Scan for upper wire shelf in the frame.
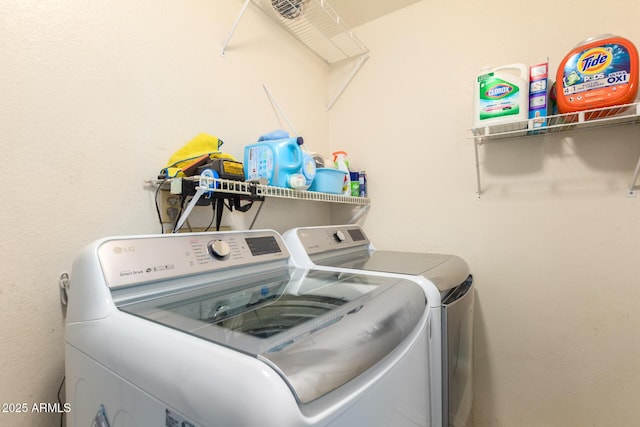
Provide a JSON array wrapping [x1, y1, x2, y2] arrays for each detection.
[[253, 0, 368, 64], [221, 0, 369, 109], [469, 102, 640, 142]]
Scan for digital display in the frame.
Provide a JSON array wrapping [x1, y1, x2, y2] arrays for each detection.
[[347, 228, 366, 242], [245, 236, 282, 256]]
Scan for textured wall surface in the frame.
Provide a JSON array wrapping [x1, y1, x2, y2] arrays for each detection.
[[0, 1, 331, 425], [329, 1, 640, 426], [3, 0, 640, 426]]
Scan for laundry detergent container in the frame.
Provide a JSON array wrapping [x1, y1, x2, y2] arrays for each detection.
[[244, 138, 304, 188], [556, 34, 639, 114]]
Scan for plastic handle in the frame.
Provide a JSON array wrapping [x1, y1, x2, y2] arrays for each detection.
[[491, 63, 528, 80], [279, 140, 301, 170], [291, 141, 301, 164], [575, 34, 615, 48]]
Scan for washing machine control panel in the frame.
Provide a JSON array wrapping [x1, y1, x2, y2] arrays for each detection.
[[97, 230, 290, 288], [296, 225, 371, 255]]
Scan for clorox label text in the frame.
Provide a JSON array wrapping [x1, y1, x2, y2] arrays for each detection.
[[485, 84, 513, 99]]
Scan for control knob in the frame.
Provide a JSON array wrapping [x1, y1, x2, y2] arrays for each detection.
[[208, 240, 230, 259], [333, 230, 346, 242]]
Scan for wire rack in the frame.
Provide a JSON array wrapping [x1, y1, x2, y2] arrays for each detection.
[[252, 0, 368, 63], [469, 102, 640, 142], [178, 176, 370, 205], [468, 102, 640, 197]]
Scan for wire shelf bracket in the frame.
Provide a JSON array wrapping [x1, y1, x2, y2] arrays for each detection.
[[469, 102, 640, 198], [221, 0, 369, 110]]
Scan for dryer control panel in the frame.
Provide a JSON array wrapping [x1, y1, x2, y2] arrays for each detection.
[[97, 230, 290, 288], [294, 225, 371, 255]]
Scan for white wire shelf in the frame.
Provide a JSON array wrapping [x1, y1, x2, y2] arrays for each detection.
[[468, 102, 640, 198], [252, 0, 368, 64], [221, 0, 369, 110], [171, 176, 370, 205], [469, 102, 640, 142]]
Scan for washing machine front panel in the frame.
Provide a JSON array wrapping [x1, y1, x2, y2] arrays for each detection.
[[67, 229, 435, 426]]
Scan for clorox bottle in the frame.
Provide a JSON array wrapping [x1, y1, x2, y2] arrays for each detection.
[[474, 64, 529, 132], [556, 34, 638, 115]]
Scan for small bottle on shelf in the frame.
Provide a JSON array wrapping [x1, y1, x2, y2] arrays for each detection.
[[359, 170, 367, 197]]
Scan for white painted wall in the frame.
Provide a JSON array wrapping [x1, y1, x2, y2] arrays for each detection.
[[3, 0, 640, 426], [1, 1, 331, 425], [329, 1, 640, 426]]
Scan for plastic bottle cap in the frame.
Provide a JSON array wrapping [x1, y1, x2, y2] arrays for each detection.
[[288, 174, 307, 190]]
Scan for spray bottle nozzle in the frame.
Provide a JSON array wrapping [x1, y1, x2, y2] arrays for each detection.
[[332, 150, 348, 162]]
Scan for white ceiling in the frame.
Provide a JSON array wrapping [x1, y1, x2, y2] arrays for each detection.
[[327, 0, 422, 27]]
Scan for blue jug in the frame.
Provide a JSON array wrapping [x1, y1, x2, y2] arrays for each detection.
[[245, 137, 306, 188]]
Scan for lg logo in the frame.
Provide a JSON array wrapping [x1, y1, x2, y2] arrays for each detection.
[[113, 246, 135, 254]]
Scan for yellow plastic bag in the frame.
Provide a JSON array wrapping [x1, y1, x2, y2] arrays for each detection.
[[161, 133, 236, 178]]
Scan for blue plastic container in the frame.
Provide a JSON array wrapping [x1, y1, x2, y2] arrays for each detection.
[[309, 168, 348, 194], [244, 138, 304, 188]]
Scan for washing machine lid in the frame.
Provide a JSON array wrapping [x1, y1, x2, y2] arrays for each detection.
[[118, 268, 426, 404], [313, 250, 468, 293]]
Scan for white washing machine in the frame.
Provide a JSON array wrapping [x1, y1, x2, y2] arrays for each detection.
[[283, 225, 474, 427], [65, 229, 440, 427]]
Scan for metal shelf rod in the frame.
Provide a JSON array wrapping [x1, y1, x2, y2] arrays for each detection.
[[221, 0, 251, 58]]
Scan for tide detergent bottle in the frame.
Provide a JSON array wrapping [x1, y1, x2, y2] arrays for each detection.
[[474, 64, 529, 132], [556, 34, 638, 115]]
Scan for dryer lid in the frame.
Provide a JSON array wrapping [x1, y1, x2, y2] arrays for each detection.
[[288, 225, 469, 292], [313, 250, 469, 293], [315, 249, 449, 275], [118, 269, 426, 404]]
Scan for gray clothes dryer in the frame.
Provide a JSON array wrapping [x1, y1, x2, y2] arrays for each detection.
[[284, 224, 474, 427]]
